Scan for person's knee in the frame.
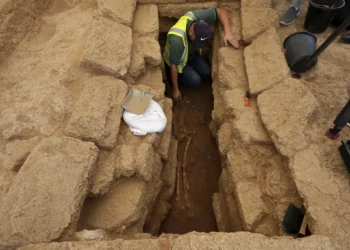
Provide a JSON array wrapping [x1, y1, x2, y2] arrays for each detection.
[[188, 73, 201, 86]]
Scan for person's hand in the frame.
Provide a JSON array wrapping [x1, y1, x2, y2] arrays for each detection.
[[224, 32, 240, 49], [173, 89, 182, 102]]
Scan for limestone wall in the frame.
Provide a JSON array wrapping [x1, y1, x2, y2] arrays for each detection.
[[242, 0, 350, 249], [210, 1, 303, 236], [0, 0, 175, 248]]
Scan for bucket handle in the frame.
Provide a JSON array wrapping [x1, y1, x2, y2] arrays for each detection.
[[306, 14, 350, 66]]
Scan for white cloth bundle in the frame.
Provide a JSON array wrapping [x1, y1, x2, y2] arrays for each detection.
[[123, 100, 167, 136]]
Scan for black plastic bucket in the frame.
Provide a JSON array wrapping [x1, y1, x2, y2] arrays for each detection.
[[304, 0, 346, 34], [283, 32, 318, 73], [331, 0, 350, 30]]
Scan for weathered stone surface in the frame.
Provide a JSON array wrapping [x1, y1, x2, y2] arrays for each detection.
[[236, 181, 266, 230], [170, 232, 334, 250], [0, 136, 99, 246], [3, 136, 41, 171], [89, 149, 116, 196], [72, 229, 109, 241], [133, 4, 159, 40], [160, 138, 178, 201], [144, 199, 171, 235], [254, 216, 279, 236], [241, 0, 271, 8], [157, 98, 173, 160], [234, 111, 271, 144], [292, 149, 341, 207], [158, 2, 218, 18], [226, 149, 257, 184], [115, 143, 162, 182], [213, 168, 244, 232], [210, 81, 225, 131], [222, 88, 259, 119], [128, 48, 146, 79], [18, 232, 334, 250], [244, 28, 289, 95], [134, 68, 165, 101], [82, 177, 162, 233], [212, 192, 227, 231], [65, 76, 128, 149], [241, 8, 278, 41], [135, 36, 162, 67], [97, 0, 137, 26], [218, 47, 247, 90], [217, 122, 233, 157], [81, 16, 132, 78], [258, 78, 318, 157]]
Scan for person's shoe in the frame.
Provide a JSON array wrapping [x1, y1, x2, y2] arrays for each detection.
[[340, 34, 350, 44], [280, 7, 301, 26]]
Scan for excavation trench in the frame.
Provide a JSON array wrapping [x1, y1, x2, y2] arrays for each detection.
[[157, 32, 222, 234]]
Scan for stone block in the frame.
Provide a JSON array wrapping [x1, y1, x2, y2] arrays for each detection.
[[244, 28, 290, 95], [218, 47, 247, 90], [82, 177, 162, 233], [241, 0, 271, 8], [158, 2, 218, 18], [236, 181, 267, 230], [210, 81, 225, 131], [226, 149, 257, 185], [133, 4, 159, 40], [135, 36, 162, 67], [3, 137, 41, 171], [90, 149, 116, 196], [128, 49, 146, 79], [241, 8, 278, 41], [134, 68, 165, 101], [234, 111, 271, 144], [115, 143, 162, 182], [222, 88, 259, 119], [97, 0, 137, 26], [157, 98, 173, 161], [291, 149, 340, 207], [65, 76, 128, 149], [81, 16, 132, 78], [254, 216, 279, 236], [17, 233, 335, 250], [160, 138, 178, 201], [217, 122, 233, 157], [258, 78, 318, 157], [0, 137, 98, 246]]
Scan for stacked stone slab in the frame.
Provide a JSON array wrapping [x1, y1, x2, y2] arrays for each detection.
[[241, 0, 350, 248], [18, 232, 333, 250], [0, 137, 99, 248], [211, 3, 304, 236]]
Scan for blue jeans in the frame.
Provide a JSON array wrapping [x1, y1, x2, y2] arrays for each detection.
[[178, 55, 211, 87]]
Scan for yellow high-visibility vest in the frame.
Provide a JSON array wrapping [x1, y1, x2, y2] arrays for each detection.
[[163, 11, 202, 73]]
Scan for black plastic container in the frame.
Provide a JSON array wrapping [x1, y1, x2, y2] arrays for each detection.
[[331, 0, 350, 30], [283, 32, 318, 73], [304, 0, 345, 34], [339, 140, 350, 173]]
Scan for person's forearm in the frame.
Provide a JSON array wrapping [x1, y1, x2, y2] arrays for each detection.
[[171, 64, 179, 91], [217, 8, 234, 35]]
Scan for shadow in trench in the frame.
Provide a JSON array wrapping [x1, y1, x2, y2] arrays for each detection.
[[159, 51, 222, 234]]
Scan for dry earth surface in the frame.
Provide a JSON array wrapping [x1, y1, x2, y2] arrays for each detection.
[[0, 0, 349, 249]]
